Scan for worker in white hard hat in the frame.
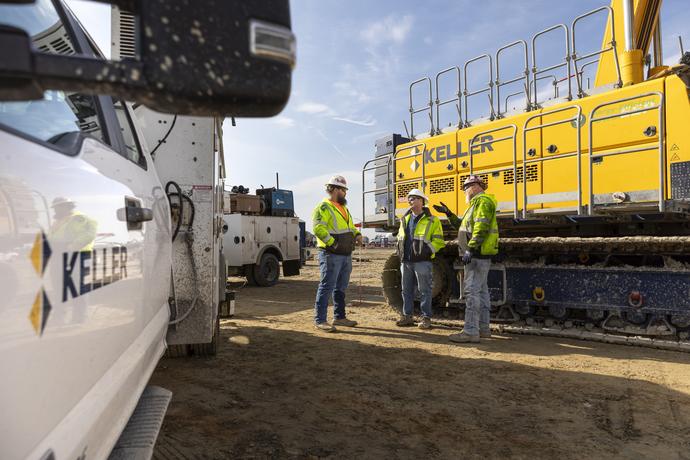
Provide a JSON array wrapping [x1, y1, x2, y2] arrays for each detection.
[[311, 175, 362, 332], [445, 175, 499, 344], [395, 188, 445, 329], [49, 197, 97, 252]]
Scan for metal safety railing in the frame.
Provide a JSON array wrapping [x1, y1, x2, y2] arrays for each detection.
[[361, 154, 393, 227], [467, 124, 519, 218], [531, 24, 572, 108], [408, 77, 434, 139], [495, 40, 530, 117], [522, 105, 583, 218], [463, 54, 495, 126], [587, 92, 665, 214], [576, 59, 599, 91], [361, 142, 427, 229], [572, 5, 622, 97], [399, 6, 628, 138], [435, 66, 462, 133]]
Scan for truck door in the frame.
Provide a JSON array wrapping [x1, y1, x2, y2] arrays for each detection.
[[0, 2, 170, 458]]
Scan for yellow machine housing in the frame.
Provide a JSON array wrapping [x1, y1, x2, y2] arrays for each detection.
[[362, 0, 690, 235]]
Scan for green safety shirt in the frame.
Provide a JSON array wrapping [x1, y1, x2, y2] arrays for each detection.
[[396, 208, 445, 262], [312, 199, 360, 255], [459, 192, 499, 257]]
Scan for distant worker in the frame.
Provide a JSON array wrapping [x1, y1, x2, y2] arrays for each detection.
[[311, 175, 362, 332], [49, 197, 97, 252], [395, 189, 445, 329], [435, 176, 498, 343]]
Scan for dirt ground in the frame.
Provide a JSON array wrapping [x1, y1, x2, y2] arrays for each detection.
[[151, 248, 690, 460]]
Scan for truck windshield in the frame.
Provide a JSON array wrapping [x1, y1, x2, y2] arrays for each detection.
[[0, 0, 106, 148]]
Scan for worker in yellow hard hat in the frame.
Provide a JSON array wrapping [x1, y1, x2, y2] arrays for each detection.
[[311, 175, 362, 332], [443, 175, 499, 344], [395, 188, 445, 330]]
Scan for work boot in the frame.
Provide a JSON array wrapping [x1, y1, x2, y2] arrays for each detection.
[[449, 332, 480, 343], [315, 322, 336, 333], [333, 318, 357, 327], [480, 329, 491, 339], [418, 317, 432, 330], [396, 315, 415, 327]]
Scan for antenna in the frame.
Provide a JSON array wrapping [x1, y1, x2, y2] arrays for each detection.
[[679, 35, 685, 55], [402, 120, 410, 138], [276, 172, 279, 189]]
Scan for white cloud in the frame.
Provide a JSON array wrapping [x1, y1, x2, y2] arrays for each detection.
[[332, 116, 377, 127], [332, 80, 372, 104], [360, 14, 414, 46], [295, 98, 376, 128], [314, 129, 346, 159], [273, 116, 296, 128], [295, 102, 335, 115]]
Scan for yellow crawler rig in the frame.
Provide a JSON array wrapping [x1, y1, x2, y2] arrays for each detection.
[[362, 0, 690, 350]]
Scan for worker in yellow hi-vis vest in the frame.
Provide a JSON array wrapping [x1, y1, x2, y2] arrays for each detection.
[[49, 197, 97, 252], [311, 175, 362, 332]]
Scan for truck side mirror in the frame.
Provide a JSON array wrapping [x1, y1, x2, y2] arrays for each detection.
[[0, 0, 295, 117]]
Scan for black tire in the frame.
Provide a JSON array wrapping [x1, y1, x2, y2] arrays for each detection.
[[245, 264, 257, 285], [431, 254, 454, 313], [191, 316, 219, 357], [164, 344, 189, 358], [381, 251, 454, 315], [382, 253, 403, 313], [253, 253, 280, 287]]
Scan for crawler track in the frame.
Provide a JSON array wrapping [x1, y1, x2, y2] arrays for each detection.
[[382, 236, 690, 351]]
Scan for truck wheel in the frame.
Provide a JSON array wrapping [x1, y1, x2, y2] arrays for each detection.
[[253, 253, 280, 286], [191, 316, 219, 357], [165, 344, 189, 358], [382, 253, 403, 313], [245, 264, 257, 285]]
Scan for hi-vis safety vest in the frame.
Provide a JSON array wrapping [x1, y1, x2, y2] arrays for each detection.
[[459, 192, 499, 257], [312, 199, 360, 255], [396, 208, 445, 262], [49, 211, 98, 252]]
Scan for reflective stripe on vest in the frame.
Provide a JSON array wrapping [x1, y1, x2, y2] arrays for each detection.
[[324, 203, 354, 235], [409, 215, 439, 254]]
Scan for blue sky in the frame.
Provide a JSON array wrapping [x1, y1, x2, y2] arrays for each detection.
[[67, 0, 689, 233]]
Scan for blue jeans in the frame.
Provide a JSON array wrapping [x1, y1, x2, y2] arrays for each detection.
[[463, 258, 491, 335], [401, 261, 433, 319], [314, 250, 352, 324]]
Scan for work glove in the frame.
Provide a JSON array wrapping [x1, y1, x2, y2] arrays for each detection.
[[461, 250, 473, 265], [432, 201, 451, 215]]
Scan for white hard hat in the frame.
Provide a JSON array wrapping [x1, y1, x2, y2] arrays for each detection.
[[407, 188, 428, 203], [325, 175, 348, 190], [51, 197, 76, 208]]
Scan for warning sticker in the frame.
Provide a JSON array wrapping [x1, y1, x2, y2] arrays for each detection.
[[192, 185, 213, 202]]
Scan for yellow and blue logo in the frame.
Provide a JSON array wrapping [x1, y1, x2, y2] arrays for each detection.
[[29, 231, 52, 336]]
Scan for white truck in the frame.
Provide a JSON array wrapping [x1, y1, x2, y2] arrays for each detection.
[[223, 210, 302, 286], [0, 0, 295, 458]]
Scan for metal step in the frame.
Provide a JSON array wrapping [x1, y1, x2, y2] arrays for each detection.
[[108, 386, 172, 460]]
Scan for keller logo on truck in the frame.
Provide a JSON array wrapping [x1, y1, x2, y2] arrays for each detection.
[[28, 230, 129, 336], [28, 231, 52, 336]]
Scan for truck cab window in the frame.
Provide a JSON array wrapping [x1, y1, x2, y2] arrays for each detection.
[[0, 0, 107, 150], [113, 100, 146, 169]]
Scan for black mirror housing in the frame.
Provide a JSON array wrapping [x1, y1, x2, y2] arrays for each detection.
[[0, 0, 295, 117]]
